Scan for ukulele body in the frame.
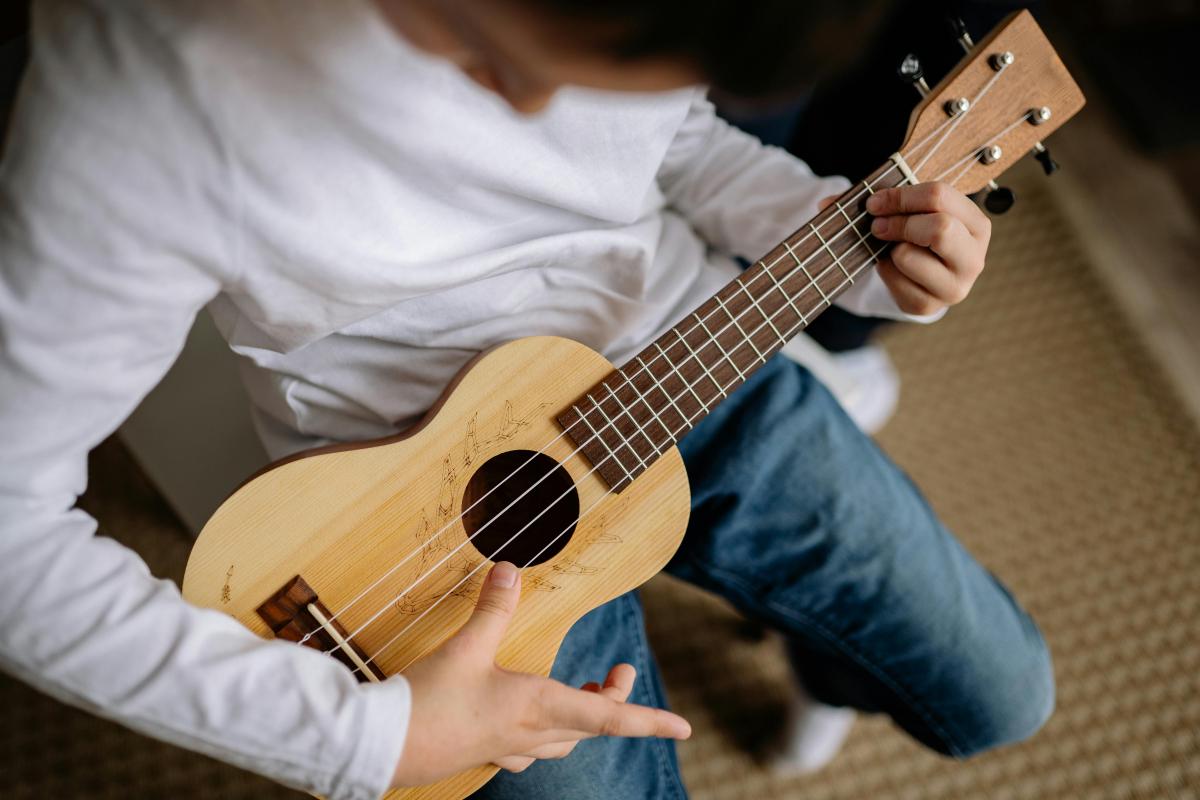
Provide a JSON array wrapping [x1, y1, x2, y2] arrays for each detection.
[[181, 335, 692, 800]]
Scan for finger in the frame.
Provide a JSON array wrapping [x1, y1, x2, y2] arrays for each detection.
[[522, 741, 578, 760], [494, 755, 535, 773], [818, 194, 838, 211], [452, 562, 521, 656], [870, 213, 975, 271], [599, 663, 636, 703], [876, 256, 945, 317], [886, 243, 967, 304], [537, 681, 691, 740], [581, 682, 602, 693], [866, 182, 989, 238]]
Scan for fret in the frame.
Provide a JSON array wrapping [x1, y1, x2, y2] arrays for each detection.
[[835, 201, 858, 230], [809, 222, 854, 283], [782, 241, 831, 307], [736, 281, 786, 345], [601, 382, 659, 460], [575, 402, 635, 482], [636, 354, 692, 435], [675, 329, 727, 401], [760, 257, 809, 327], [654, 342, 708, 412], [590, 395, 647, 470], [693, 312, 745, 382], [714, 294, 767, 365], [561, 157, 909, 493], [617, 369, 674, 442]]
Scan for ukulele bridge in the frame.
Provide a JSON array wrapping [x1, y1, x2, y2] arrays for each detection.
[[256, 575, 386, 683]]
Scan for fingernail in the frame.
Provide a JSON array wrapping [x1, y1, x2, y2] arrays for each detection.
[[871, 218, 886, 235], [866, 194, 883, 213], [491, 561, 518, 588]]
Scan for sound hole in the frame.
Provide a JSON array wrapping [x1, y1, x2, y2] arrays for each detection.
[[462, 450, 579, 567]]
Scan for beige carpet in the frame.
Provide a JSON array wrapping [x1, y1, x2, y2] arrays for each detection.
[[3, 168, 1198, 799]]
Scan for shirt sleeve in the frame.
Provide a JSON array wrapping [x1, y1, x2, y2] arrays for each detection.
[[0, 3, 409, 798], [657, 88, 944, 324]]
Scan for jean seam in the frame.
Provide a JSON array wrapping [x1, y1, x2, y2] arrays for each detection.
[[622, 595, 689, 800], [681, 553, 969, 758]]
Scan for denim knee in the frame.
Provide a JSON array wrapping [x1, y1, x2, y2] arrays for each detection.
[[954, 626, 1055, 757]]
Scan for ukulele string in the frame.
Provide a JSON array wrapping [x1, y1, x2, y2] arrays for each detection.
[[340, 199, 902, 667], [939, 111, 1036, 187], [342, 69, 1031, 669], [305, 98, 973, 645], [371, 239, 894, 675], [329, 194, 896, 655], [303, 167, 894, 645], [912, 58, 1010, 175]]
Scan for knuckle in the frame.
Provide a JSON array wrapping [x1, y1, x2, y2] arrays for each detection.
[[598, 709, 623, 738], [549, 743, 576, 760], [474, 595, 514, 618], [929, 182, 953, 207], [929, 216, 954, 248], [520, 680, 552, 730]]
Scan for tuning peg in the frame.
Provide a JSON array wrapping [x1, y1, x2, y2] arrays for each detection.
[[1032, 142, 1059, 175], [948, 17, 975, 53], [897, 53, 930, 97], [983, 180, 1016, 215]]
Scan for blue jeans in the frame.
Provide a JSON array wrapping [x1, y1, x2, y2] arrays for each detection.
[[476, 357, 1054, 799]]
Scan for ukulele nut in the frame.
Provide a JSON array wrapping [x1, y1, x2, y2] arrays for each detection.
[[990, 51, 1015, 71], [945, 97, 971, 117], [980, 145, 1003, 165], [1029, 106, 1052, 125]]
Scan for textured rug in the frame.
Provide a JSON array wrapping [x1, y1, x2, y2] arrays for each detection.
[[3, 165, 1198, 799]]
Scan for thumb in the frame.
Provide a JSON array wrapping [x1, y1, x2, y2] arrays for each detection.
[[818, 194, 838, 211], [455, 561, 521, 656]]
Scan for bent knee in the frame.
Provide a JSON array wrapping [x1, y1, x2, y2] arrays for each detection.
[[954, 633, 1055, 757]]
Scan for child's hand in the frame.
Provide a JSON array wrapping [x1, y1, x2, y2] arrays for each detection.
[[861, 182, 991, 317], [391, 562, 691, 788]]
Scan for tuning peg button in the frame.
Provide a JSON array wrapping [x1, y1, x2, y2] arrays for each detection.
[[897, 53, 930, 97], [984, 182, 1016, 215], [1032, 143, 1059, 175]]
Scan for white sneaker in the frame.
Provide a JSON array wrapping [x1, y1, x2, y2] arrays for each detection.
[[778, 336, 900, 435], [771, 691, 857, 774]]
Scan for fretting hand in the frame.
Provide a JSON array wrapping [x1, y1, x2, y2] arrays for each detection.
[[391, 562, 691, 788], [865, 182, 991, 316]]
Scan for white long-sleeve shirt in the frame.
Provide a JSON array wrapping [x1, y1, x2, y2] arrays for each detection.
[[0, 1, 930, 797]]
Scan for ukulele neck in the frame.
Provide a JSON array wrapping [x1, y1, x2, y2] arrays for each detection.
[[557, 160, 911, 492]]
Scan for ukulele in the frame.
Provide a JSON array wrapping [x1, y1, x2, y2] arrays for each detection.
[[182, 11, 1083, 798]]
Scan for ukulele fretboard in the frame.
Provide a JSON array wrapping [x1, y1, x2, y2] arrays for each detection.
[[557, 162, 907, 492]]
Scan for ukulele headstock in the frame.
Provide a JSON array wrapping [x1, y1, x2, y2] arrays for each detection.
[[898, 10, 1084, 195]]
